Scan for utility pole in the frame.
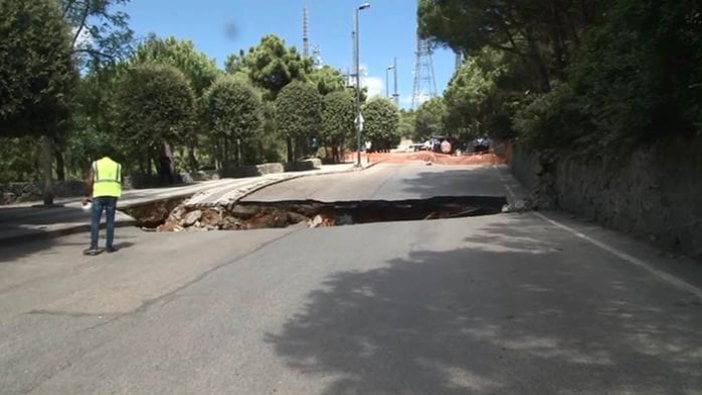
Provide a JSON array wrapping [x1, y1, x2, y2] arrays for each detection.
[[392, 57, 399, 107], [386, 64, 394, 98], [354, 3, 370, 167]]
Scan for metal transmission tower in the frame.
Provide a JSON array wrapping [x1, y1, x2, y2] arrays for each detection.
[[302, 6, 309, 57], [303, 6, 324, 68], [312, 44, 323, 68], [411, 32, 437, 109]]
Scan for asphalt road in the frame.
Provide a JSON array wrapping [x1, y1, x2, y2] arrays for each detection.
[[242, 163, 513, 202], [1, 163, 701, 394]]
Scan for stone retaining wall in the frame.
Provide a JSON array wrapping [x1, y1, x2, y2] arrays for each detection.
[[1, 181, 85, 205], [509, 140, 702, 258], [285, 159, 322, 172], [219, 163, 284, 178]]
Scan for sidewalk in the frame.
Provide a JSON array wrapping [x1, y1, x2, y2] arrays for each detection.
[[0, 161, 375, 248]]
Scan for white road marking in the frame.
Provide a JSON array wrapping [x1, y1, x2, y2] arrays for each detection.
[[534, 212, 702, 300]]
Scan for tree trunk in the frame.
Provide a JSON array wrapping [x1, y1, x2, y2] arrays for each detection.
[[223, 138, 229, 169], [295, 137, 306, 160], [188, 142, 198, 171], [162, 141, 174, 184], [525, 30, 552, 93], [147, 148, 155, 176], [55, 148, 65, 181], [214, 139, 222, 171], [286, 137, 294, 164], [235, 138, 241, 167], [332, 142, 339, 164], [40, 136, 54, 205]]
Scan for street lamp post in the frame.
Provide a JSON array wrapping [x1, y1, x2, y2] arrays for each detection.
[[392, 57, 399, 107], [386, 65, 394, 98], [355, 3, 370, 167]]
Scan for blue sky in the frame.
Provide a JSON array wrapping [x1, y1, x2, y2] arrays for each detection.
[[121, 0, 457, 109]]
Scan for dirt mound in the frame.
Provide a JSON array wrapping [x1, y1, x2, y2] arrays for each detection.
[[368, 152, 506, 166]]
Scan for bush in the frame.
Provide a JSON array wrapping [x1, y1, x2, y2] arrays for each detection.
[[513, 84, 592, 151]]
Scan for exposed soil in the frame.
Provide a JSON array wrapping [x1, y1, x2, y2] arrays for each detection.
[[129, 196, 508, 232], [347, 151, 506, 166]]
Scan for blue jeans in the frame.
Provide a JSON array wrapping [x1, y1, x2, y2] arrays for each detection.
[[90, 196, 118, 249]]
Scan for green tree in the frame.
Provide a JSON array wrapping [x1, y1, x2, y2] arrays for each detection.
[[276, 81, 322, 162], [418, 0, 603, 92], [130, 35, 221, 170], [309, 66, 346, 96], [244, 35, 312, 100], [512, 0, 702, 153], [398, 109, 416, 139], [202, 77, 263, 167], [132, 35, 220, 96], [362, 98, 400, 152], [569, 0, 702, 145], [443, 47, 525, 141], [56, 0, 133, 180], [0, 0, 78, 203], [0, 0, 77, 137], [0, 137, 40, 182], [414, 97, 447, 141], [224, 49, 249, 75], [113, 63, 195, 173], [61, 0, 134, 67], [322, 90, 355, 162], [65, 66, 122, 176]]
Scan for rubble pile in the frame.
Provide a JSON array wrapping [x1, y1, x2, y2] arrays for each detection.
[[155, 202, 337, 232], [122, 197, 187, 228]]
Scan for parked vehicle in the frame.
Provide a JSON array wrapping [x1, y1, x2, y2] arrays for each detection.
[[429, 136, 459, 154], [472, 138, 490, 153]]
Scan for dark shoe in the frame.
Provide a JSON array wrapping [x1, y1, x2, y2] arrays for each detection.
[[83, 248, 102, 256], [105, 246, 118, 253]]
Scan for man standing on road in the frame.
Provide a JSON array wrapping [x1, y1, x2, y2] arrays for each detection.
[[82, 147, 122, 256]]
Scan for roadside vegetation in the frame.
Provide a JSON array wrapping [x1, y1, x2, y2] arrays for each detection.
[[5, 0, 696, 201], [418, 0, 701, 155], [0, 0, 402, 202]]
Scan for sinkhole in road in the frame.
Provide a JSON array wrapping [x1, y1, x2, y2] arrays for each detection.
[[124, 196, 509, 232]]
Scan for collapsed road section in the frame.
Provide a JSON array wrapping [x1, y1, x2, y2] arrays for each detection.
[[122, 196, 509, 232]]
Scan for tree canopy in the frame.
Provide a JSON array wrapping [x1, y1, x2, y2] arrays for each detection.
[[276, 81, 323, 160], [414, 97, 447, 141], [421, 0, 701, 153], [362, 98, 400, 152], [322, 90, 355, 145], [419, 0, 602, 92], [398, 109, 416, 139], [113, 63, 195, 154], [309, 66, 346, 96], [132, 35, 220, 96], [61, 0, 134, 67], [243, 35, 313, 100], [0, 0, 77, 137], [203, 77, 262, 142]]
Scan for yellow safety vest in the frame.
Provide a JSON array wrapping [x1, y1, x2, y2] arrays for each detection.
[[92, 157, 122, 198]]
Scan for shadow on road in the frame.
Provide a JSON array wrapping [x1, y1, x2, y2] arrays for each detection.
[[267, 220, 702, 393], [0, 205, 89, 262], [400, 167, 506, 199]]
